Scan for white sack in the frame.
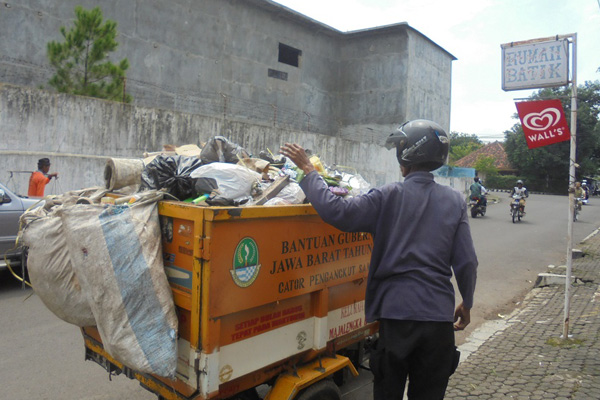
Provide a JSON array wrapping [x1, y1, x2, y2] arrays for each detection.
[[21, 207, 96, 327], [60, 202, 177, 378], [190, 162, 261, 200], [274, 181, 306, 204]]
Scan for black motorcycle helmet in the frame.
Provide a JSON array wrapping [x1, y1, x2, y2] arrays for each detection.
[[385, 119, 449, 170]]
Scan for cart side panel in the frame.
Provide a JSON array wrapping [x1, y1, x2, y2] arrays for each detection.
[[206, 215, 372, 318], [199, 207, 372, 395]]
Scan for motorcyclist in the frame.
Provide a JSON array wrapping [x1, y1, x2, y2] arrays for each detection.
[[469, 177, 487, 207], [510, 180, 528, 214], [582, 181, 590, 202]]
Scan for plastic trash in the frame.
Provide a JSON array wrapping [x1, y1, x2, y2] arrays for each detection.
[[190, 162, 262, 202], [273, 181, 306, 204], [200, 136, 250, 164], [141, 155, 203, 200]]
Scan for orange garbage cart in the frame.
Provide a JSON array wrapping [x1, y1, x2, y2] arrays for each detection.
[[82, 201, 377, 399]]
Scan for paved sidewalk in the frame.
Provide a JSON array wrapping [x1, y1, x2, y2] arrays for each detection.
[[446, 228, 600, 399]]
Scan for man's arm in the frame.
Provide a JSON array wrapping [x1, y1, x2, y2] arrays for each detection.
[[280, 143, 380, 233], [279, 143, 315, 176], [450, 202, 478, 330], [454, 302, 471, 331]]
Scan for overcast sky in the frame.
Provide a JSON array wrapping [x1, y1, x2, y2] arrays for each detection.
[[273, 0, 600, 142]]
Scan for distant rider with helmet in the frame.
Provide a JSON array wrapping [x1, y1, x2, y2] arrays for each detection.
[[469, 177, 488, 208], [582, 181, 590, 202], [280, 119, 478, 400], [510, 180, 529, 214]]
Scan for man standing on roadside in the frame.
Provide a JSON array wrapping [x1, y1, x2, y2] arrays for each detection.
[[28, 158, 58, 197], [281, 119, 478, 399]]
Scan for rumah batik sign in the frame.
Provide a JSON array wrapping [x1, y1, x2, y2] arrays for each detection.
[[515, 99, 570, 149], [501, 39, 569, 91]]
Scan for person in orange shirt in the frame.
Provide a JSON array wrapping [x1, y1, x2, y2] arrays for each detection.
[[28, 158, 58, 197]]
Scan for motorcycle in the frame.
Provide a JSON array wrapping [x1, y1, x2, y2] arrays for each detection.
[[510, 194, 525, 223], [469, 195, 487, 218], [582, 191, 589, 205], [574, 197, 583, 221]]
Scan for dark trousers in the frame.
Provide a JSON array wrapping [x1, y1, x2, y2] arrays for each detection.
[[371, 319, 459, 400]]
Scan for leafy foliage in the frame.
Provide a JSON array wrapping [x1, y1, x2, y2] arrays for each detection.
[[448, 132, 484, 164], [47, 6, 131, 103], [504, 81, 600, 193], [485, 174, 523, 191], [474, 155, 498, 177]]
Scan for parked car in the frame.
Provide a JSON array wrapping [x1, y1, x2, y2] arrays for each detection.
[[0, 182, 42, 273]]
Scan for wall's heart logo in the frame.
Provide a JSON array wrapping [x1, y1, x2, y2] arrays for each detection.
[[522, 107, 561, 131]]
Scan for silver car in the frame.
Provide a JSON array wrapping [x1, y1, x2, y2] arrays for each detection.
[[0, 182, 41, 272]]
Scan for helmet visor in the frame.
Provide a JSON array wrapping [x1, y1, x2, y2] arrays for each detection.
[[384, 123, 409, 151]]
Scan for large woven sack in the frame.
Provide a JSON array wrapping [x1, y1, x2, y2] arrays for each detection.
[[21, 206, 96, 327], [59, 201, 177, 378]]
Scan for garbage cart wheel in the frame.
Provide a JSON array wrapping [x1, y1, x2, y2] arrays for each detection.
[[227, 388, 260, 400], [296, 379, 341, 400]]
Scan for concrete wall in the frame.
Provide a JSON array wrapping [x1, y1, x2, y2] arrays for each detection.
[[0, 84, 399, 196], [0, 0, 454, 144], [0, 0, 456, 196], [406, 30, 454, 129]]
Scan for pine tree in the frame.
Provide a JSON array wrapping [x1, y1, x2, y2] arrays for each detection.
[[47, 6, 132, 103]]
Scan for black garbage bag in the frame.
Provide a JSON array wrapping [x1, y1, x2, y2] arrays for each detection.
[[141, 155, 203, 200], [206, 195, 250, 207], [200, 136, 250, 164], [258, 150, 286, 168]]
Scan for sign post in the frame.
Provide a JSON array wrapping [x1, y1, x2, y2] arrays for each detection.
[[502, 33, 577, 339], [565, 34, 577, 339]]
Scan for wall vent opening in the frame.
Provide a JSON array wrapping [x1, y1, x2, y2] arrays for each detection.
[[278, 43, 301, 67]]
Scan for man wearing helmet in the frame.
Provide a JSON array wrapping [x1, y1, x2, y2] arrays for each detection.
[[281, 119, 478, 400], [581, 181, 590, 201], [469, 176, 488, 207], [509, 180, 528, 214]]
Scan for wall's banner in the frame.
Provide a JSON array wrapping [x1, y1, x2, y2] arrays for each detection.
[[515, 99, 570, 149], [501, 39, 569, 91]]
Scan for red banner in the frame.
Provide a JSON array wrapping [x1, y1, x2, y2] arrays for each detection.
[[515, 99, 570, 149]]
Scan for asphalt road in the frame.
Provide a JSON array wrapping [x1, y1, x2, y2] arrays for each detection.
[[459, 193, 600, 346], [1, 194, 599, 399]]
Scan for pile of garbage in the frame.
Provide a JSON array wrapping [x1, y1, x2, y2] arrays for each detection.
[[16, 136, 371, 378], [104, 136, 372, 207]]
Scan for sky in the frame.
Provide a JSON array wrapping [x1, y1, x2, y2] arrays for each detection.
[[273, 0, 600, 142]]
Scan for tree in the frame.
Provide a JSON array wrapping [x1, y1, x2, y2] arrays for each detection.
[[474, 155, 498, 177], [504, 81, 600, 192], [448, 132, 484, 164], [47, 6, 131, 103]]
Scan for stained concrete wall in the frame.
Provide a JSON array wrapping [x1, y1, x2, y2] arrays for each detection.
[[0, 84, 400, 196], [0, 0, 457, 196], [0, 0, 454, 144], [406, 31, 454, 127]]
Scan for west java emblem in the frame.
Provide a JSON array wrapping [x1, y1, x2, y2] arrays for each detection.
[[230, 237, 261, 288]]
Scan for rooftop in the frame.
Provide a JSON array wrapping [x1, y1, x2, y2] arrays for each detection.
[[454, 141, 515, 171]]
